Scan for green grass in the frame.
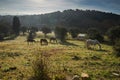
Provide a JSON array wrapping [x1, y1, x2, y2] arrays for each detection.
[[0, 34, 120, 80]]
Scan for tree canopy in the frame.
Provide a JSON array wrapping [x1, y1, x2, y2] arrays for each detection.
[[54, 27, 67, 42], [107, 26, 120, 44], [12, 16, 21, 35], [41, 27, 51, 38]]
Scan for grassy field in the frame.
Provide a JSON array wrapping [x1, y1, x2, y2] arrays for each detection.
[[0, 33, 120, 80]]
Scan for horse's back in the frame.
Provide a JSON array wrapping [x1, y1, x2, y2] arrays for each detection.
[[86, 39, 100, 45], [50, 37, 56, 40], [40, 38, 48, 45], [27, 39, 34, 42]]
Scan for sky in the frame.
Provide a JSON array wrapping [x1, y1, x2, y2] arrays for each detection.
[[0, 0, 120, 15]]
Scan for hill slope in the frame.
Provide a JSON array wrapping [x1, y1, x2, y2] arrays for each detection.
[[0, 9, 120, 33]]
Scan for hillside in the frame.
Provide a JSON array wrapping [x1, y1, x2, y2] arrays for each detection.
[[0, 9, 120, 33]]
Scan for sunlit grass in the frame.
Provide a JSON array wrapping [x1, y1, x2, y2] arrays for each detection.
[[0, 35, 120, 80]]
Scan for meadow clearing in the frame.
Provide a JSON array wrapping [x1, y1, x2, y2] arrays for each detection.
[[0, 32, 120, 80]]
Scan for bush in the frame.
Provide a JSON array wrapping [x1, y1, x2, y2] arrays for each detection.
[[41, 27, 51, 38], [107, 26, 120, 44], [54, 27, 67, 42], [0, 20, 11, 40], [87, 28, 104, 42], [69, 28, 79, 38], [32, 54, 51, 80], [113, 39, 120, 57]]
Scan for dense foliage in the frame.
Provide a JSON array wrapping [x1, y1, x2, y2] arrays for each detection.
[[69, 28, 80, 38], [0, 20, 11, 40], [12, 16, 21, 35], [41, 27, 51, 38], [54, 27, 67, 42], [107, 26, 120, 44], [87, 28, 104, 42]]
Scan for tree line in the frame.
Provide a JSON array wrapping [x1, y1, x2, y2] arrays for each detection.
[[0, 9, 120, 34]]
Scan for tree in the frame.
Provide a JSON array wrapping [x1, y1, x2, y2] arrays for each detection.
[[0, 20, 11, 40], [87, 28, 104, 42], [30, 27, 38, 32], [12, 16, 21, 35], [41, 27, 51, 38], [107, 26, 120, 44], [54, 27, 67, 42], [20, 26, 27, 35], [69, 28, 79, 38]]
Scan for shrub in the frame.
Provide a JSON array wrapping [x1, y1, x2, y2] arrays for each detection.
[[113, 39, 120, 57], [0, 20, 11, 40], [41, 27, 51, 38], [54, 27, 67, 42], [69, 28, 79, 38], [32, 54, 51, 80], [107, 26, 120, 44], [87, 28, 104, 42]]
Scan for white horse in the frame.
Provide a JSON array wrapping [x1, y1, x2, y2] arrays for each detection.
[[86, 39, 101, 49]]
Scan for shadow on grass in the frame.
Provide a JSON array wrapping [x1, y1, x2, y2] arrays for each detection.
[[4, 34, 18, 40], [88, 48, 109, 52], [60, 41, 78, 46], [95, 49, 109, 52], [102, 41, 113, 46]]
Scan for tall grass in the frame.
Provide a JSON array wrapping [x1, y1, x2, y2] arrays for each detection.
[[32, 52, 51, 80]]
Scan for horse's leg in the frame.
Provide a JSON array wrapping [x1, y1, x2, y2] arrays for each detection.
[[49, 39, 51, 43], [93, 44, 96, 50], [40, 41, 42, 45], [86, 42, 89, 49], [46, 41, 48, 45], [86, 41, 89, 49], [32, 41, 34, 44], [40, 40, 42, 45], [98, 43, 101, 50], [27, 42, 29, 45], [56, 40, 57, 43]]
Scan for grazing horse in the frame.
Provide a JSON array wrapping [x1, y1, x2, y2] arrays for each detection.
[[86, 39, 101, 49], [40, 39, 48, 45], [27, 39, 36, 44], [49, 37, 57, 43]]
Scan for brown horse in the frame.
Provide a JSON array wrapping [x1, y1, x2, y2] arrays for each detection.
[[49, 37, 57, 43], [27, 39, 36, 44], [40, 39, 48, 45]]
